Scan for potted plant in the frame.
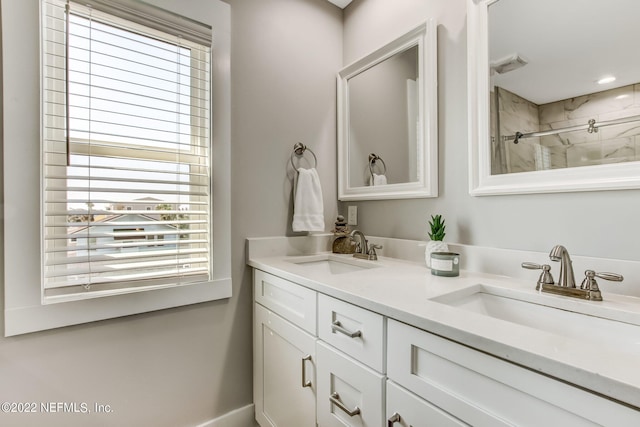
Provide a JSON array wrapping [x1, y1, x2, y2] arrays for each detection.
[[425, 214, 449, 268]]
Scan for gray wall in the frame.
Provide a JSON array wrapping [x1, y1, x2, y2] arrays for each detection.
[[0, 0, 341, 426], [341, 0, 640, 263]]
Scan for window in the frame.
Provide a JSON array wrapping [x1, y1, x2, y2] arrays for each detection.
[[3, 0, 231, 336], [42, 0, 211, 302]]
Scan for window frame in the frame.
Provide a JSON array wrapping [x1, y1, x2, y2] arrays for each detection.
[[2, 0, 231, 336], [43, 2, 213, 301]]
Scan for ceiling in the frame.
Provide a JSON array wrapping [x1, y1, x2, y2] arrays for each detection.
[[489, 0, 640, 105]]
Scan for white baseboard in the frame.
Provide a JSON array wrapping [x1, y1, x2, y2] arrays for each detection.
[[195, 404, 257, 427]]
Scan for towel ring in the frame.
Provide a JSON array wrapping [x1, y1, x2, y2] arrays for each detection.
[[290, 142, 318, 170], [368, 153, 387, 176]]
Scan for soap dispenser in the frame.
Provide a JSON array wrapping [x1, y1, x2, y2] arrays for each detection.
[[331, 215, 355, 254]]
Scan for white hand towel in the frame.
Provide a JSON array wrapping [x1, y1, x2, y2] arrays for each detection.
[[292, 167, 324, 232], [369, 173, 388, 186]]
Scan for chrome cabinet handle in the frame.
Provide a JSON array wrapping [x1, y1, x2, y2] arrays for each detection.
[[301, 354, 312, 388], [331, 320, 362, 338], [388, 412, 401, 426], [388, 412, 413, 427], [329, 392, 361, 417]]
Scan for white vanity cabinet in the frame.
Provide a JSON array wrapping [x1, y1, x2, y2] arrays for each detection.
[[253, 271, 318, 427], [253, 267, 640, 427]]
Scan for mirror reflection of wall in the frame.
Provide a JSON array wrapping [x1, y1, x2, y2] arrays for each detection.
[[488, 0, 640, 176], [347, 45, 419, 187]]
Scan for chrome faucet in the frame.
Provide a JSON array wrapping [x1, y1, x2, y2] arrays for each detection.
[[522, 244, 623, 301], [350, 230, 382, 261], [549, 245, 576, 288]]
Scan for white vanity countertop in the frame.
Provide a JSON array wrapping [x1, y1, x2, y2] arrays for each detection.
[[248, 248, 640, 410]]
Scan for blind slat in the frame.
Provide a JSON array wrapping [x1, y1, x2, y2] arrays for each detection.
[[45, 175, 209, 188], [44, 239, 209, 254], [46, 187, 209, 197], [45, 228, 209, 240], [45, 256, 209, 278], [49, 220, 208, 228], [46, 209, 208, 216], [44, 199, 210, 205], [45, 268, 210, 290], [46, 247, 208, 266]]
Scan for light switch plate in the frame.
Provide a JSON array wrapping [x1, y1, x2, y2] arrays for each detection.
[[347, 206, 357, 225]]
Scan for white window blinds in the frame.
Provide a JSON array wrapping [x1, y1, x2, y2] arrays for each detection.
[[42, 0, 212, 302]]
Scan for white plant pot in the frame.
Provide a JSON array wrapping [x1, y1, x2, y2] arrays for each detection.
[[425, 240, 449, 268]]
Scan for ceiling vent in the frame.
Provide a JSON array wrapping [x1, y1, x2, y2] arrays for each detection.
[[490, 53, 528, 74]]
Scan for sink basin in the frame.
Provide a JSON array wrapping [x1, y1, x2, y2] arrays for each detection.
[[432, 285, 640, 356], [286, 254, 379, 275]]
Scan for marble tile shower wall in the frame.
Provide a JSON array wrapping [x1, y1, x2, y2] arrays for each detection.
[[496, 87, 540, 173], [539, 84, 640, 168], [495, 84, 640, 172]]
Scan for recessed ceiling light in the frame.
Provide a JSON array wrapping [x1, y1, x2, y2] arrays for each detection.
[[597, 76, 616, 85]]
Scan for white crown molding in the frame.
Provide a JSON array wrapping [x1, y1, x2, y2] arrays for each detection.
[[327, 0, 352, 9]]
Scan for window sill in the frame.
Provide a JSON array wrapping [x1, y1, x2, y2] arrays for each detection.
[[5, 278, 231, 336]]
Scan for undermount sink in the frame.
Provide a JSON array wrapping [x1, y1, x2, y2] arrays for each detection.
[[432, 284, 640, 357], [286, 254, 379, 275]]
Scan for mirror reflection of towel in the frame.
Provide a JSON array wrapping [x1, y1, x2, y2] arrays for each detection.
[[370, 173, 388, 186], [292, 168, 324, 232]]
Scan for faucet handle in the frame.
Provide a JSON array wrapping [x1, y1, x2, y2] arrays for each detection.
[[581, 270, 623, 290], [522, 262, 554, 290], [367, 244, 382, 261], [594, 271, 623, 282], [580, 270, 622, 301]]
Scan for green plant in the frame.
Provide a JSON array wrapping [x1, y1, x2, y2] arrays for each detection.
[[428, 214, 446, 241]]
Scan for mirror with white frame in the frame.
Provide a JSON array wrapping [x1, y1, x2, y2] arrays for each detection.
[[468, 0, 640, 195], [338, 21, 438, 201]]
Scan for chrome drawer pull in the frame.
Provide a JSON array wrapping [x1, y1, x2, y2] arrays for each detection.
[[388, 412, 413, 427], [388, 412, 401, 426], [301, 354, 312, 388], [331, 320, 362, 338], [329, 392, 361, 417]]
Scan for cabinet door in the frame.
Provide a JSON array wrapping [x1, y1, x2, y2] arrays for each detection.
[[254, 303, 316, 427], [386, 381, 468, 427], [316, 341, 384, 427]]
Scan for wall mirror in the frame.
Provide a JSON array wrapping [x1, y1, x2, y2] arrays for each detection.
[[468, 0, 640, 195], [338, 21, 438, 201]]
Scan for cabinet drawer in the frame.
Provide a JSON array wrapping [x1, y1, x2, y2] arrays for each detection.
[[316, 341, 385, 427], [386, 380, 467, 427], [254, 270, 317, 334], [318, 294, 385, 372], [387, 319, 640, 427]]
